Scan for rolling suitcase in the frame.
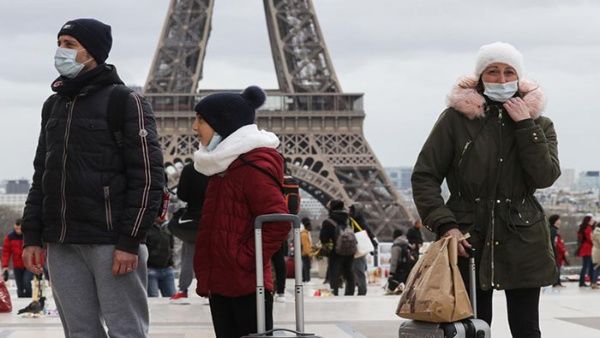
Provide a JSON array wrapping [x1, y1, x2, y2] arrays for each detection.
[[398, 248, 491, 338], [242, 214, 322, 338]]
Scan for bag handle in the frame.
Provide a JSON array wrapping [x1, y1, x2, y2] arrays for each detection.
[[349, 217, 363, 232]]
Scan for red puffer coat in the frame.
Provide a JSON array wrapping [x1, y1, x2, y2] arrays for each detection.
[[194, 147, 290, 297], [2, 232, 25, 269]]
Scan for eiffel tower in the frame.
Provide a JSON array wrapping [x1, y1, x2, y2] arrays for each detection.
[[143, 0, 413, 238]]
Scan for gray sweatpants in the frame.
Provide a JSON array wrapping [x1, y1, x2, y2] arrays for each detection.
[[47, 243, 149, 338], [178, 241, 195, 293]]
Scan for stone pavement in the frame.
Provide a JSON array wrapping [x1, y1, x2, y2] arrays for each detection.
[[1, 278, 599, 337]]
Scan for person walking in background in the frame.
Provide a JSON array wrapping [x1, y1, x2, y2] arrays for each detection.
[[271, 240, 289, 302], [192, 85, 290, 338], [349, 203, 377, 296], [320, 200, 355, 296], [22, 18, 164, 338], [2, 218, 33, 297], [386, 229, 416, 294], [406, 219, 424, 258], [146, 217, 176, 297], [169, 162, 209, 303], [577, 214, 594, 287], [548, 214, 568, 287], [318, 210, 335, 285], [146, 217, 175, 297], [300, 217, 313, 283], [412, 42, 560, 337], [591, 221, 600, 289]]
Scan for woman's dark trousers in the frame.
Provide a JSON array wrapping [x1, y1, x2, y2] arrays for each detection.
[[458, 257, 541, 338]]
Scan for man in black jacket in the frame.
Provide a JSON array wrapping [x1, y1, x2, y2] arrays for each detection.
[[21, 18, 164, 338], [406, 220, 424, 254], [146, 217, 176, 297], [170, 162, 209, 303], [320, 199, 355, 296]]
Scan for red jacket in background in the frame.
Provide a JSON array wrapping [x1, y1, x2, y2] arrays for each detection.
[[2, 231, 25, 269], [194, 148, 290, 297], [555, 234, 567, 266], [578, 225, 593, 257]]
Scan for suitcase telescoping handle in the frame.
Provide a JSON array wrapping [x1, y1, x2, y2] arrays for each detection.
[[469, 248, 477, 319], [254, 214, 303, 334]]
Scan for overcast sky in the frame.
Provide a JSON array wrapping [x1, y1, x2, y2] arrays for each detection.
[[1, 0, 599, 181]]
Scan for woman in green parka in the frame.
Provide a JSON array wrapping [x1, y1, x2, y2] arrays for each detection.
[[412, 42, 559, 338]]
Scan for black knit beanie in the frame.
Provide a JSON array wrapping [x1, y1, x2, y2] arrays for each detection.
[[194, 86, 266, 139], [58, 18, 112, 64], [328, 199, 344, 211]]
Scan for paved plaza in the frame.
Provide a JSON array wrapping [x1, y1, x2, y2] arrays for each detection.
[[1, 277, 599, 338]]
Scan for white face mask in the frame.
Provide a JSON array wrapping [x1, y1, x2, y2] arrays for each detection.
[[54, 47, 91, 79], [483, 80, 518, 102], [205, 133, 222, 152]]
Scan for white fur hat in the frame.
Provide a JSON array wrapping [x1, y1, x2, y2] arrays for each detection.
[[474, 42, 524, 79]]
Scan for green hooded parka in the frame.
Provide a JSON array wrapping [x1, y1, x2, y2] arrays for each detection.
[[412, 76, 560, 291]]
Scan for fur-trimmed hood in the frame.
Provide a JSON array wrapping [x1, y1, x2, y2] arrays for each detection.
[[446, 75, 546, 120]]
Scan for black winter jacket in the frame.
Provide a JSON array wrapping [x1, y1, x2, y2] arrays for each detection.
[[177, 162, 209, 225], [22, 65, 164, 254]]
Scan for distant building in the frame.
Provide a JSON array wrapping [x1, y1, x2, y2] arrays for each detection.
[[577, 171, 600, 191], [5, 180, 30, 194], [299, 190, 326, 220], [0, 194, 27, 214], [553, 168, 576, 190], [385, 167, 413, 191]]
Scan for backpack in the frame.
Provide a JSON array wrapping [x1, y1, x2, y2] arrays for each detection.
[[239, 154, 301, 214], [146, 223, 173, 268], [394, 242, 416, 266], [332, 218, 357, 256]]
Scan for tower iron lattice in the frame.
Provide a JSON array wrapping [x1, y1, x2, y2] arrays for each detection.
[[144, 0, 413, 238]]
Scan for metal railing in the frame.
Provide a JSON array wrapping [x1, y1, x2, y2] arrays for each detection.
[[145, 92, 364, 116]]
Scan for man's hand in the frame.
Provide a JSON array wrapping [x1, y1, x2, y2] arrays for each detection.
[[22, 246, 46, 275], [443, 228, 471, 258], [2, 268, 9, 282], [112, 249, 138, 276], [503, 97, 531, 122]]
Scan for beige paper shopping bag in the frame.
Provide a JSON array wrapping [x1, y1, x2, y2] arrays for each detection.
[[396, 236, 472, 323]]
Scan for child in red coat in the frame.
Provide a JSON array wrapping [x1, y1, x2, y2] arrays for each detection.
[[191, 86, 290, 338]]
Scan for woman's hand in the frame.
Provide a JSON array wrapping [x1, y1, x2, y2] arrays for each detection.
[[443, 228, 471, 258], [503, 97, 531, 122]]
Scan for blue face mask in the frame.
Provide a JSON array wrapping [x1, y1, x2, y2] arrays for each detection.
[[483, 80, 518, 102], [54, 47, 91, 79], [205, 133, 222, 152]]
